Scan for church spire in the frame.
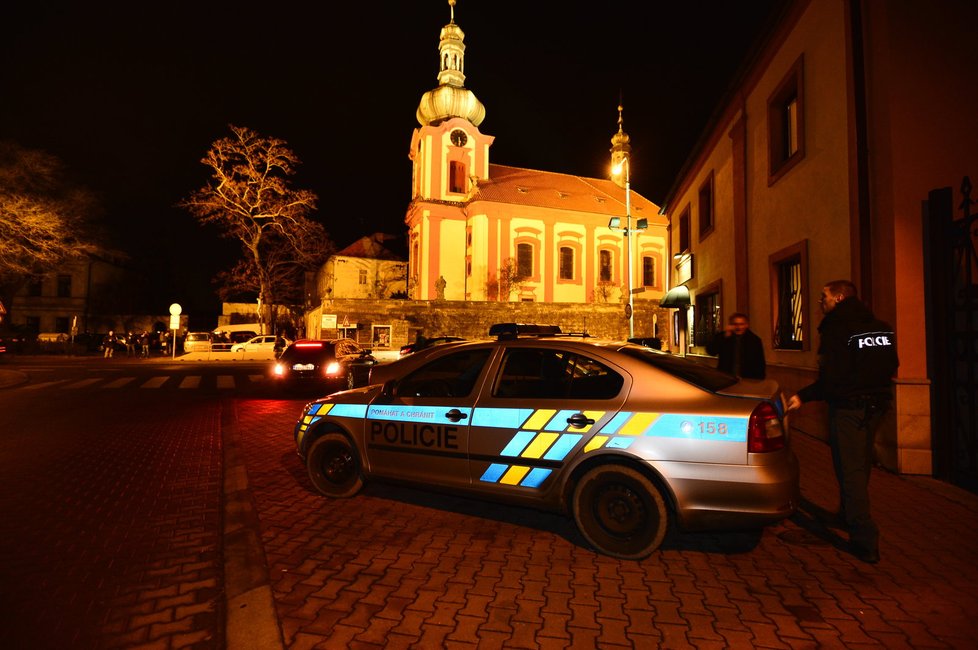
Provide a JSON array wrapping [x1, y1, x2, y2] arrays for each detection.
[[610, 101, 632, 188], [416, 0, 486, 127]]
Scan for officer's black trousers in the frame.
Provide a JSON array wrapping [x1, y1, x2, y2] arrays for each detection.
[[827, 403, 884, 552]]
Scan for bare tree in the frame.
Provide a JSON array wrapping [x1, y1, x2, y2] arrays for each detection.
[[0, 141, 101, 288], [180, 125, 327, 332], [496, 257, 528, 301], [592, 280, 619, 303]]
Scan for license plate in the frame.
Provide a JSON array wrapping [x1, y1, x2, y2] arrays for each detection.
[[293, 363, 315, 371]]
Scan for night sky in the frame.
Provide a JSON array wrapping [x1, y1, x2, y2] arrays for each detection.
[[1, 1, 783, 319]]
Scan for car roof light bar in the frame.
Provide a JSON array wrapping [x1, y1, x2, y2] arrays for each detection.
[[489, 323, 563, 340]]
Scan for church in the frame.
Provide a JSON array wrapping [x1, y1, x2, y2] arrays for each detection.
[[404, 2, 667, 310]]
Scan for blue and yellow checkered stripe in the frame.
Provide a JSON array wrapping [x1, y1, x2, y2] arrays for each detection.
[[477, 408, 749, 488], [477, 408, 606, 488], [295, 402, 367, 449]]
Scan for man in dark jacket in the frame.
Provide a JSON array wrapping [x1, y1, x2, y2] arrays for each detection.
[[787, 280, 898, 564], [706, 312, 766, 379]]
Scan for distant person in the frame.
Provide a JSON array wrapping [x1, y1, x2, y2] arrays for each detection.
[[787, 280, 899, 564], [103, 330, 116, 358], [139, 331, 150, 358], [706, 312, 766, 379], [125, 331, 136, 357]]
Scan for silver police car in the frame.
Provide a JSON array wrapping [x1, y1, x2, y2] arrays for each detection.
[[293, 324, 799, 559]]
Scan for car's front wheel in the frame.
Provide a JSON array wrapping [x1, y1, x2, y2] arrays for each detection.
[[572, 464, 668, 560], [306, 433, 364, 498]]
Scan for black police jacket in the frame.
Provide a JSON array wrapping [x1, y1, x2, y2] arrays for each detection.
[[706, 329, 766, 379], [797, 297, 899, 404]]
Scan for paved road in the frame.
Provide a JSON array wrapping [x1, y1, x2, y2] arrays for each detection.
[[2, 357, 977, 648]]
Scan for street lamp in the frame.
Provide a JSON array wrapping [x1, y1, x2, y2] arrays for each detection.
[[608, 156, 647, 339]]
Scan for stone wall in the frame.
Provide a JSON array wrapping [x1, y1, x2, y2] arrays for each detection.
[[306, 299, 671, 349]]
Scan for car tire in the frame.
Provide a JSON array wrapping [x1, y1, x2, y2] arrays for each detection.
[[306, 433, 364, 498], [571, 464, 668, 560]]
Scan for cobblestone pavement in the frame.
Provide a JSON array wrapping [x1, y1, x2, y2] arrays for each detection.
[[230, 400, 978, 649], [0, 389, 224, 649]]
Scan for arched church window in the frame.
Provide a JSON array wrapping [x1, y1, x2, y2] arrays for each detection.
[[599, 249, 613, 282]]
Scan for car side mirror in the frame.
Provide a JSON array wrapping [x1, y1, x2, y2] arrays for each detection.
[[379, 379, 396, 400]]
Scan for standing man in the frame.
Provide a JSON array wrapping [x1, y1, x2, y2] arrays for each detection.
[[786, 280, 898, 564], [706, 312, 766, 379]]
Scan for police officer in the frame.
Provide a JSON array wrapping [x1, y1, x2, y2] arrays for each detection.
[[787, 280, 898, 564]]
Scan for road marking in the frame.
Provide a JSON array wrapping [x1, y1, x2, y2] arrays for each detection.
[[62, 378, 102, 389], [179, 376, 201, 389], [104, 377, 136, 388], [141, 376, 168, 388], [24, 381, 68, 390], [217, 375, 235, 389]]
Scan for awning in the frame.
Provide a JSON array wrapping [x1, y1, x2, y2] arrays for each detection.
[[659, 285, 691, 308]]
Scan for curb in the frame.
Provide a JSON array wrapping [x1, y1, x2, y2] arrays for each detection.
[[222, 401, 285, 650]]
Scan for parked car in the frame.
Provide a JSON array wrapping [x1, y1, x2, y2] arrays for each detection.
[[272, 339, 377, 392], [293, 322, 798, 559], [231, 335, 292, 354], [399, 335, 465, 357], [183, 332, 213, 353]]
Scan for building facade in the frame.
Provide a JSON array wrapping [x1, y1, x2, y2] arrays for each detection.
[[661, 0, 978, 481], [405, 4, 668, 312]]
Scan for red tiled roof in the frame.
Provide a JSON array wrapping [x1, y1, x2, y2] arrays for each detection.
[[336, 233, 405, 260], [469, 164, 663, 221]]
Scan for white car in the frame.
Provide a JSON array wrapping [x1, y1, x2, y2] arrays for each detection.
[[230, 335, 290, 354]]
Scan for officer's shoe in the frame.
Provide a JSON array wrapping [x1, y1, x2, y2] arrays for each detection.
[[852, 544, 880, 564]]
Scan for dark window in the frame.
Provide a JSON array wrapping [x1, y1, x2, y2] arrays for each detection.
[[493, 348, 623, 399], [599, 249, 612, 282], [449, 161, 466, 193], [694, 290, 720, 347], [56, 274, 71, 298], [358, 269, 367, 285], [397, 348, 492, 398], [774, 256, 804, 350], [768, 56, 805, 182], [517, 243, 533, 278], [558, 246, 574, 280], [642, 256, 655, 287], [679, 205, 690, 253], [55, 317, 70, 333], [698, 173, 714, 238], [27, 279, 42, 297], [25, 316, 40, 333]]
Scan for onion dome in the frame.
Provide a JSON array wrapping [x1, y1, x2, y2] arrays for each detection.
[[416, 0, 486, 127]]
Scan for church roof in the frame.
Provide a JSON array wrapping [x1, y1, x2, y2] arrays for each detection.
[[470, 164, 663, 221]]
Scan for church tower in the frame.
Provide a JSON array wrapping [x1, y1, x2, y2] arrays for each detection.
[[407, 0, 494, 300]]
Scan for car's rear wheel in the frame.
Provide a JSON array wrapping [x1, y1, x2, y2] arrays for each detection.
[[306, 433, 363, 497], [572, 464, 668, 560]]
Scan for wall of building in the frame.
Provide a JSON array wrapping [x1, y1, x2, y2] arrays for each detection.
[[304, 299, 670, 352]]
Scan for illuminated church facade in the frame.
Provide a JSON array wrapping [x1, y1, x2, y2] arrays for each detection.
[[405, 3, 668, 308]]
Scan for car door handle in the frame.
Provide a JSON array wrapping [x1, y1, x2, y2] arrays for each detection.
[[445, 408, 468, 422], [567, 413, 595, 428]]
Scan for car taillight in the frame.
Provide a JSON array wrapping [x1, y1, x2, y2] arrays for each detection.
[[324, 361, 341, 376], [747, 402, 785, 453], [273, 363, 285, 376]]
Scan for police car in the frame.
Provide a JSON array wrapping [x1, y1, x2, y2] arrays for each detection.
[[293, 323, 799, 559]]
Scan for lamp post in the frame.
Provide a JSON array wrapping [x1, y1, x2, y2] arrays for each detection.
[[609, 157, 647, 339]]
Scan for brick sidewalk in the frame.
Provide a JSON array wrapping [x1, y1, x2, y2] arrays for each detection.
[[0, 391, 224, 649], [229, 401, 978, 648]]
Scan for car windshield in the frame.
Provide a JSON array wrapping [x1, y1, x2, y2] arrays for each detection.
[[619, 345, 739, 392], [281, 339, 364, 363]]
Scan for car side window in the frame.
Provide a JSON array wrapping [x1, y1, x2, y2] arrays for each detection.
[[396, 349, 492, 398], [493, 348, 623, 399]]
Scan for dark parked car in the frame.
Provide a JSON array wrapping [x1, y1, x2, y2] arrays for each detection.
[[399, 335, 465, 357], [272, 339, 377, 392]]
